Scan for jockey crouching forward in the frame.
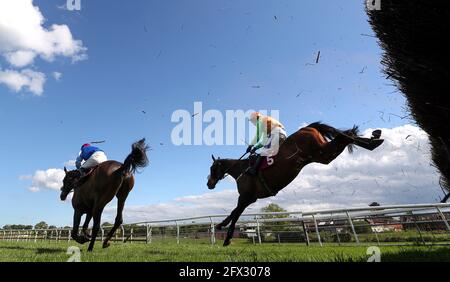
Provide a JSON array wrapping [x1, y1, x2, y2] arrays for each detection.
[[75, 143, 108, 178], [246, 112, 287, 175]]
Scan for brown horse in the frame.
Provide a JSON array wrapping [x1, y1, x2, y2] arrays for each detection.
[[207, 122, 383, 246], [60, 139, 149, 251]]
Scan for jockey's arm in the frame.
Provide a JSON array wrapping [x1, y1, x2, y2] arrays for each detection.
[[254, 132, 269, 150], [250, 118, 268, 151], [75, 151, 83, 169]]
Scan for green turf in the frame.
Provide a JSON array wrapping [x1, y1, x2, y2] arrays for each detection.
[[1, 240, 450, 262]]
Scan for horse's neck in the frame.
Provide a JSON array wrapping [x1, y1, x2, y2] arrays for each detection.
[[222, 159, 246, 179]]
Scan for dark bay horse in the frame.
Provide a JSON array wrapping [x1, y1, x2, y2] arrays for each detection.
[[207, 122, 383, 246], [60, 139, 149, 251]]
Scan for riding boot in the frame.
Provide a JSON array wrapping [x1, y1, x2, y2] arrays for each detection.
[[79, 168, 87, 178], [75, 168, 88, 187], [247, 155, 263, 175]]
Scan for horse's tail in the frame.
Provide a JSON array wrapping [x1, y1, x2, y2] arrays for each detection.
[[120, 139, 149, 176]]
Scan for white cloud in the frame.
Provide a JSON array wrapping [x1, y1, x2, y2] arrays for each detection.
[[52, 71, 62, 81], [0, 0, 86, 95], [0, 68, 46, 95], [64, 160, 76, 167], [3, 50, 36, 68], [0, 0, 87, 66], [104, 124, 444, 223], [20, 168, 65, 192]]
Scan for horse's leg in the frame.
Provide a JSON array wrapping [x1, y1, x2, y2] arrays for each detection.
[[103, 189, 130, 248], [82, 213, 92, 239], [223, 195, 256, 247], [71, 209, 89, 244], [87, 207, 104, 252], [216, 213, 235, 231], [316, 135, 351, 164]]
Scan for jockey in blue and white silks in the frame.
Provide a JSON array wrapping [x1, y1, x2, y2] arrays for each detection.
[[76, 144, 108, 174]]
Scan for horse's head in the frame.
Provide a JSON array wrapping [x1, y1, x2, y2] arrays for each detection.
[[60, 167, 79, 201], [207, 155, 226, 190]]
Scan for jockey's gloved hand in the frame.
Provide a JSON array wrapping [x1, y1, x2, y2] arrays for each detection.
[[250, 146, 258, 154], [246, 145, 253, 154]]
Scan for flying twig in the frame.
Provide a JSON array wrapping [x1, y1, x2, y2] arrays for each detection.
[[360, 33, 376, 38]]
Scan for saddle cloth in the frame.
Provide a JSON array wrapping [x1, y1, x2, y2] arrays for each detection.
[[249, 156, 273, 172]]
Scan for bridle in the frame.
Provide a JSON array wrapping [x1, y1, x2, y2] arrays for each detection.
[[210, 152, 250, 181]]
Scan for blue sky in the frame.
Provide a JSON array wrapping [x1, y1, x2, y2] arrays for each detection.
[[0, 0, 414, 226]]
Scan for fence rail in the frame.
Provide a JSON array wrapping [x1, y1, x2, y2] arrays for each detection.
[[1, 203, 450, 246]]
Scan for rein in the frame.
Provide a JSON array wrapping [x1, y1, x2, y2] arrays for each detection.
[[219, 152, 249, 179]]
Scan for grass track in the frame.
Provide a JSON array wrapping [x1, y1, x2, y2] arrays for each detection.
[[1, 240, 450, 262]]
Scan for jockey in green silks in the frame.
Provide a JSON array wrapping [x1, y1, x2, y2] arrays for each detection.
[[246, 112, 287, 175]]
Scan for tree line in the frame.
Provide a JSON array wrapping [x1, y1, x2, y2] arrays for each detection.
[[2, 221, 70, 230]]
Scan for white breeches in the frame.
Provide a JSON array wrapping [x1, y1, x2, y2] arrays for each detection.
[[259, 127, 287, 157], [81, 151, 108, 169]]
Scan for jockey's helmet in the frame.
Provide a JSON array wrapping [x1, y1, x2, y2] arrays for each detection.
[[81, 143, 91, 149], [249, 112, 261, 124]]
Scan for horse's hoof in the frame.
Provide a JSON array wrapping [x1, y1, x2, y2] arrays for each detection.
[[87, 248, 93, 252], [75, 235, 90, 244], [102, 241, 110, 249], [223, 240, 231, 247]]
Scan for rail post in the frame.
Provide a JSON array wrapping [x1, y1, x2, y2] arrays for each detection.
[[130, 228, 134, 243], [301, 220, 310, 246], [101, 227, 104, 242], [149, 226, 153, 244], [176, 221, 180, 244], [312, 215, 322, 247], [34, 230, 38, 242], [68, 229, 71, 243], [256, 218, 262, 244], [146, 224, 150, 244], [346, 211, 360, 244], [436, 207, 450, 232], [121, 226, 125, 242], [209, 217, 216, 245]]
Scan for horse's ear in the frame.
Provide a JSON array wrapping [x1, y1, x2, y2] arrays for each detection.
[[64, 167, 68, 174], [211, 155, 216, 162]]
